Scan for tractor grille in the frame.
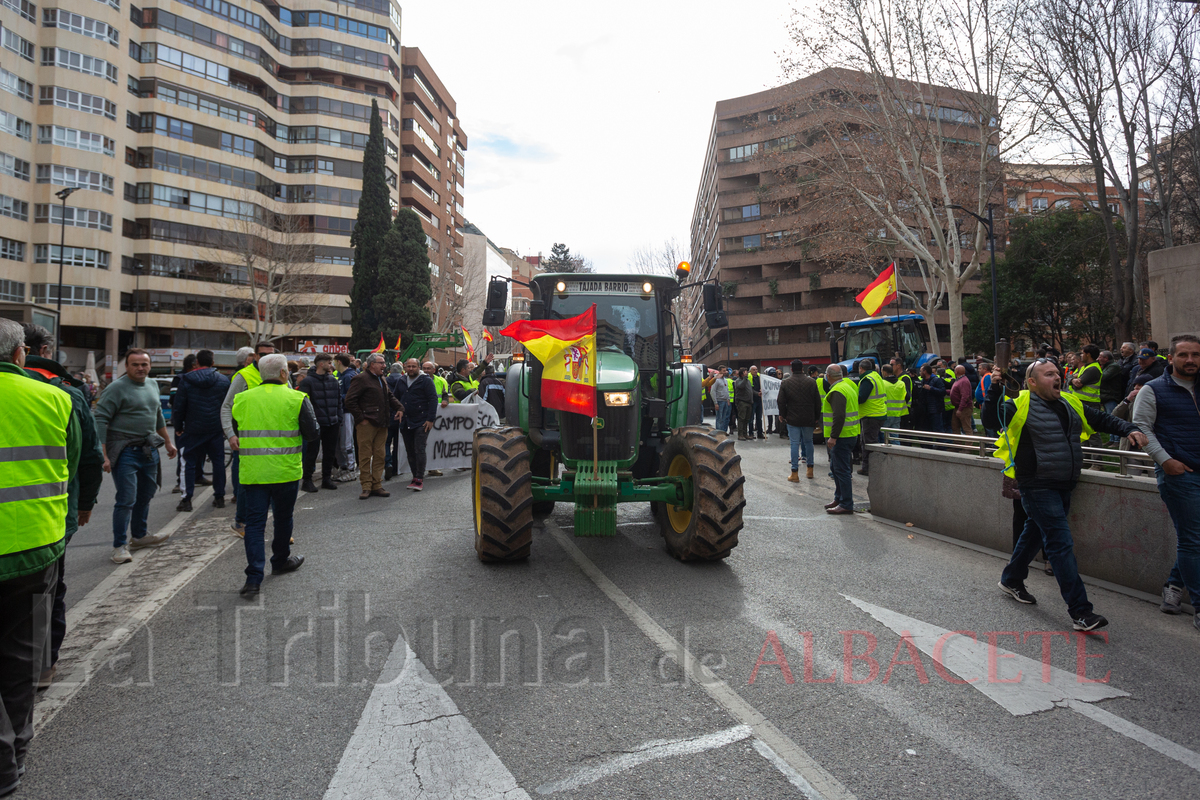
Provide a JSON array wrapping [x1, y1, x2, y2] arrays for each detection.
[[560, 404, 637, 463]]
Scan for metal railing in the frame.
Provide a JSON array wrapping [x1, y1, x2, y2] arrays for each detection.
[[878, 428, 1156, 478]]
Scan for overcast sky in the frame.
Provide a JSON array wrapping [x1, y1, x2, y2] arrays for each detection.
[[399, 0, 799, 271]]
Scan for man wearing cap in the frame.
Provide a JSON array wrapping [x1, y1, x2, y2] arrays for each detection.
[[1127, 346, 1166, 395]]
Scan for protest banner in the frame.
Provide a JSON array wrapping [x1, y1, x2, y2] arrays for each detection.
[[424, 396, 501, 471], [761, 374, 782, 416]]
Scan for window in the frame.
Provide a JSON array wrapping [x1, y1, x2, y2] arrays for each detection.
[[36, 164, 115, 194], [1030, 197, 1048, 211], [1108, 202, 1120, 214], [34, 204, 113, 231], [40, 86, 117, 119], [0, 193, 28, 221], [3, 0, 36, 24], [43, 10, 119, 46], [1054, 199, 1070, 209], [38, 125, 116, 155], [34, 245, 110, 269], [41, 48, 118, 82], [31, 284, 110, 307], [2, 27, 34, 62], [742, 234, 761, 249], [0, 237, 25, 261], [0, 151, 29, 180], [766, 328, 779, 346], [129, 41, 230, 85], [0, 279, 23, 302], [726, 143, 758, 162], [95, 0, 119, 10], [154, 114, 195, 142], [0, 110, 32, 141], [0, 66, 33, 101], [808, 325, 823, 343]]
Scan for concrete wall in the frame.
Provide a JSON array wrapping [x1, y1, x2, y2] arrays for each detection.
[[866, 444, 1176, 596], [1148, 243, 1200, 347]]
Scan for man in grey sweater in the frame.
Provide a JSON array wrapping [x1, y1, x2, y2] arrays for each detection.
[[93, 349, 177, 563]]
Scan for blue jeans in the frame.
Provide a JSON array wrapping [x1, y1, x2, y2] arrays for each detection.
[[715, 401, 732, 433], [112, 446, 160, 547], [1002, 487, 1093, 618], [828, 437, 855, 511], [231, 451, 246, 525], [787, 424, 814, 472], [1156, 467, 1200, 600], [242, 481, 299, 583], [184, 433, 226, 500]]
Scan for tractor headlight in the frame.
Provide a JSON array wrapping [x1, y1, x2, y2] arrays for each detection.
[[604, 391, 631, 407], [642, 281, 653, 294], [555, 280, 567, 293]]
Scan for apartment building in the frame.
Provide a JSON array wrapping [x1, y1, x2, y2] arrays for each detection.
[[1006, 164, 1127, 217], [400, 45, 466, 334], [687, 69, 987, 369], [0, 0, 413, 374]]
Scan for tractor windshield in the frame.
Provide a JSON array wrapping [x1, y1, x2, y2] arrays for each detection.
[[842, 325, 895, 364], [547, 290, 664, 371]]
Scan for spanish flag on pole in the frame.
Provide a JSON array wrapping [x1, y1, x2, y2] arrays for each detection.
[[481, 329, 494, 343], [500, 305, 597, 417], [461, 325, 475, 360], [370, 333, 386, 354], [855, 263, 898, 316]]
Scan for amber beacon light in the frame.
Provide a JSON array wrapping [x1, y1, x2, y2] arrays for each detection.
[[675, 261, 691, 281]]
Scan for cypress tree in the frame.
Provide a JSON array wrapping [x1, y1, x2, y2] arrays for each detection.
[[349, 99, 392, 350], [374, 209, 433, 346]]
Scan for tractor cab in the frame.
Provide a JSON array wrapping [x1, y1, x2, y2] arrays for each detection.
[[835, 314, 936, 374]]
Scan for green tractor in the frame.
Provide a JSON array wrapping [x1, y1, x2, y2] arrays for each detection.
[[472, 268, 746, 562]]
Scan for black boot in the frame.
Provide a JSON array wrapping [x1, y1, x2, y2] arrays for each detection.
[[320, 479, 338, 490], [301, 479, 318, 493]]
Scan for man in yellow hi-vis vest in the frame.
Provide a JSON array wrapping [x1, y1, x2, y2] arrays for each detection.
[[822, 364, 860, 515], [983, 360, 1144, 631], [221, 341, 277, 538], [0, 319, 77, 792], [230, 353, 319, 598]]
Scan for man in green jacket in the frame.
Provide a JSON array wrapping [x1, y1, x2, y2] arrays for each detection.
[[21, 324, 103, 687], [0, 318, 78, 796]]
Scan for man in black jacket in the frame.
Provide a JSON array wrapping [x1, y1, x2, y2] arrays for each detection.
[[916, 364, 947, 433], [777, 358, 821, 481], [173, 349, 231, 511], [984, 360, 1146, 631], [392, 358, 439, 491], [298, 353, 342, 492]]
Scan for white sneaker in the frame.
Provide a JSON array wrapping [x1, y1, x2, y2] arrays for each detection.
[[231, 522, 245, 538], [128, 532, 170, 549], [111, 546, 132, 564]]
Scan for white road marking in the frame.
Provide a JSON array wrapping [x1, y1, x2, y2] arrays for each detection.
[[323, 638, 531, 800], [547, 522, 855, 800], [751, 739, 822, 800], [64, 486, 214, 631], [743, 516, 828, 521], [534, 725, 752, 794], [845, 595, 1200, 774]]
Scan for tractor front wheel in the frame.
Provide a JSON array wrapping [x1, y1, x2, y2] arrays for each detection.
[[473, 426, 534, 562], [652, 426, 746, 561]]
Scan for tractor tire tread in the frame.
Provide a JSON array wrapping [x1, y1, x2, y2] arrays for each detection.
[[654, 426, 745, 562], [473, 426, 534, 563]]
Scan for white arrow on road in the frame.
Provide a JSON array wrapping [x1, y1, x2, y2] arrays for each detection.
[[844, 595, 1200, 774]]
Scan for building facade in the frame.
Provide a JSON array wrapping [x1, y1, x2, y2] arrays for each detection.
[[0, 0, 466, 375], [687, 71, 987, 369]]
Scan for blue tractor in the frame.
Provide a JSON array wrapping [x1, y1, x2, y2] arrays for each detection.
[[829, 313, 939, 375]]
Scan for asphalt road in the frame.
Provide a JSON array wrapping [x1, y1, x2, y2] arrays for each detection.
[[24, 421, 1200, 800]]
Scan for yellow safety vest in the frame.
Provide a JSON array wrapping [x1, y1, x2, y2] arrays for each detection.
[[822, 379, 861, 438], [1074, 361, 1102, 404], [449, 375, 479, 403], [942, 369, 955, 410], [884, 378, 907, 417], [237, 363, 262, 390], [0, 369, 71, 578], [232, 383, 305, 484], [726, 377, 735, 398], [898, 373, 913, 413], [433, 374, 448, 401], [816, 376, 829, 403], [992, 390, 1095, 478], [860, 371, 888, 418]]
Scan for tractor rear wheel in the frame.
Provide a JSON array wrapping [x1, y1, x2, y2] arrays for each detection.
[[652, 426, 746, 561], [473, 426, 534, 562]]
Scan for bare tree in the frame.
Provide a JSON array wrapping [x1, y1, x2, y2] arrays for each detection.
[[776, 0, 1034, 359], [429, 251, 484, 337], [1019, 0, 1182, 341], [628, 238, 686, 276], [220, 197, 327, 346]]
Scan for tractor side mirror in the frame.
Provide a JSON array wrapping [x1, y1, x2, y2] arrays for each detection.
[[702, 284, 728, 329], [529, 300, 545, 320], [483, 278, 508, 327]]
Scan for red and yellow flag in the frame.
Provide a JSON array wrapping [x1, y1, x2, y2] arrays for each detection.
[[461, 325, 475, 360], [393, 333, 402, 352], [481, 329, 494, 343], [370, 333, 386, 354], [500, 305, 597, 417], [855, 263, 898, 316]]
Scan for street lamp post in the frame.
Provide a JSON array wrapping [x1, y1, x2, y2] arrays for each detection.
[[53, 186, 80, 363], [948, 204, 1000, 347]]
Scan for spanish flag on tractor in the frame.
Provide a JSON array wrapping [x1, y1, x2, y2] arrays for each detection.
[[855, 262, 898, 316], [500, 305, 597, 417]]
